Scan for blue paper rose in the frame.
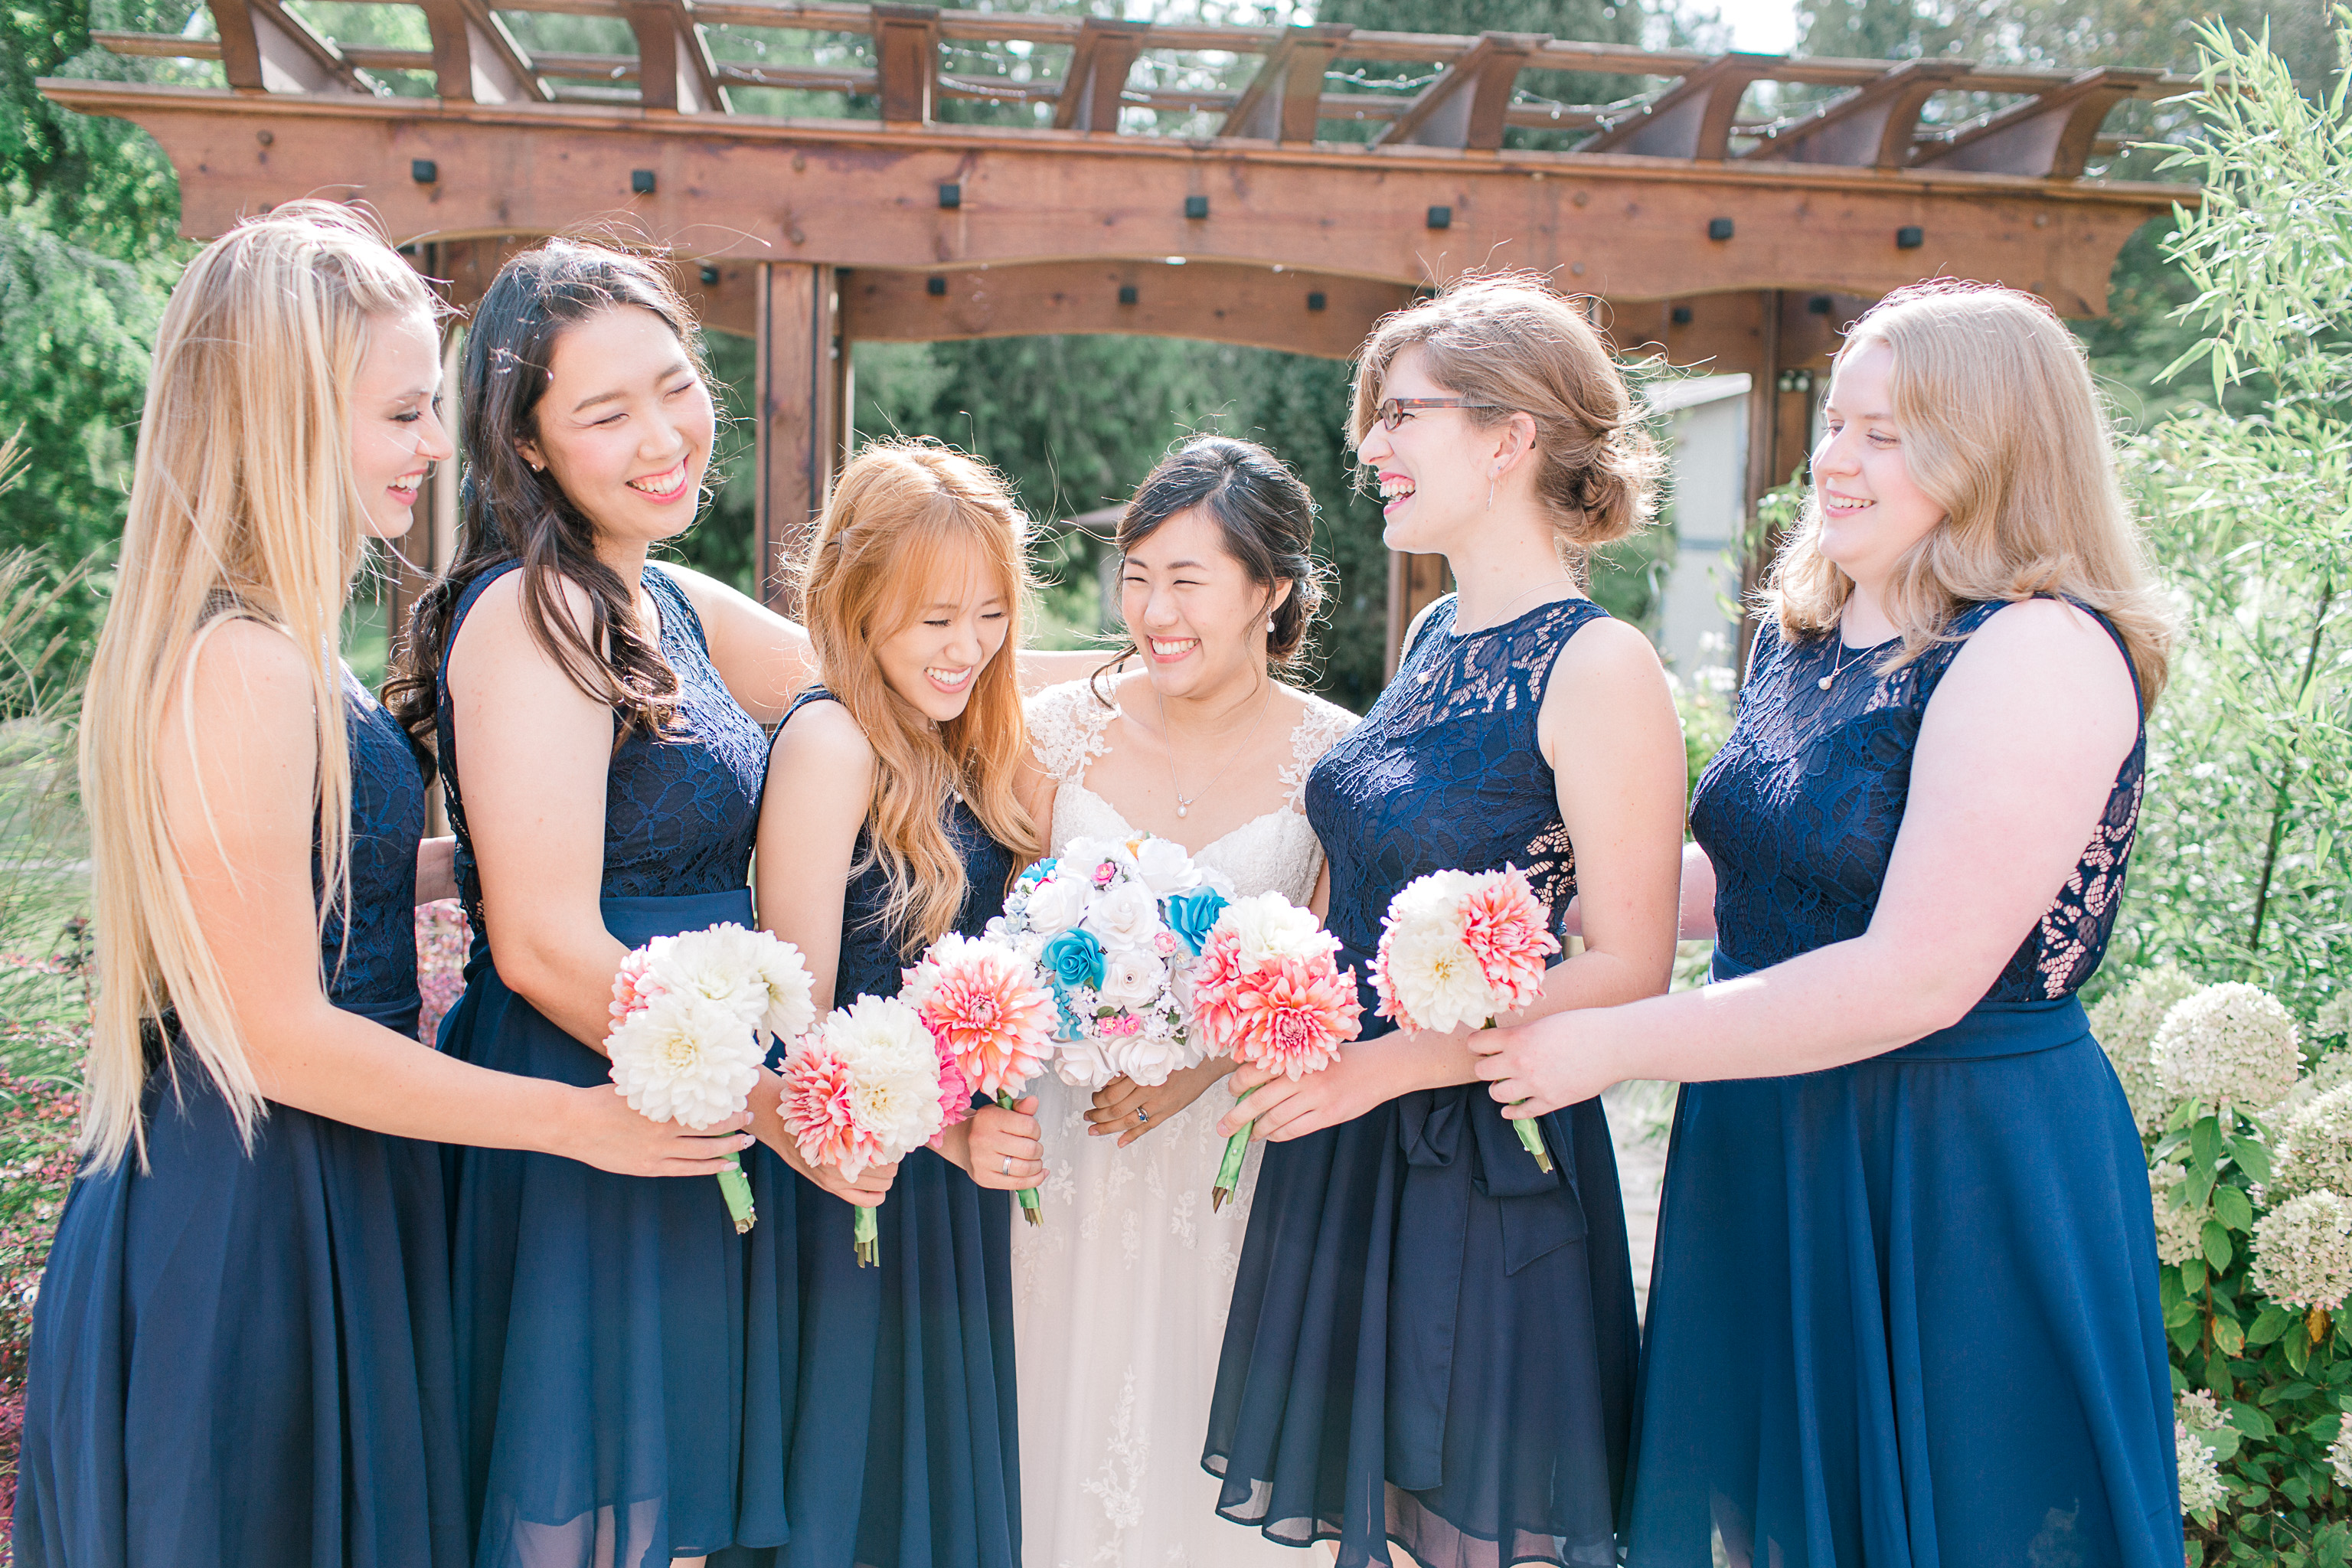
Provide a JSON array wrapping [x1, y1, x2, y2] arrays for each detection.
[[1165, 887, 1230, 956], [1042, 927, 1106, 991]]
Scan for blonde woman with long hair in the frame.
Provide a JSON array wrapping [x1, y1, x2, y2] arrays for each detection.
[[1475, 282, 2182, 1565], [754, 438, 1044, 1568], [12, 206, 743, 1568]]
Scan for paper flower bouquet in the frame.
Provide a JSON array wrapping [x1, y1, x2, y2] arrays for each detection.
[[606, 922, 817, 1233], [1372, 864, 1562, 1173], [902, 933, 1057, 1225], [983, 835, 1231, 1092], [779, 994, 945, 1266]]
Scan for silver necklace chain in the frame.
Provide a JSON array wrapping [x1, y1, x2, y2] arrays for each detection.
[[1158, 678, 1274, 820], [1460, 575, 1573, 635], [1817, 632, 1871, 691]]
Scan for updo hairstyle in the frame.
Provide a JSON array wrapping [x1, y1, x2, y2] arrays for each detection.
[[1350, 270, 1662, 557]]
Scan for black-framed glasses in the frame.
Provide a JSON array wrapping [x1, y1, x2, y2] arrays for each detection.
[[1374, 397, 1507, 431]]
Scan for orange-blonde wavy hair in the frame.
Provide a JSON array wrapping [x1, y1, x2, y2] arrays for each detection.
[[795, 438, 1044, 952]]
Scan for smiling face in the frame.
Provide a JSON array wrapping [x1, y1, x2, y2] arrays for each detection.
[[348, 305, 452, 540], [1353, 345, 1514, 555], [1120, 505, 1288, 702], [1811, 340, 1946, 590], [516, 303, 714, 557], [873, 538, 1012, 725]]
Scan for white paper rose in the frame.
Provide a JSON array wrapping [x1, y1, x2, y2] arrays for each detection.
[[1105, 1025, 1190, 1088], [1024, 873, 1092, 938], [1130, 835, 1202, 897], [1051, 1033, 1118, 1092], [1218, 890, 1335, 966], [1083, 881, 1161, 952], [1096, 948, 1169, 1012]]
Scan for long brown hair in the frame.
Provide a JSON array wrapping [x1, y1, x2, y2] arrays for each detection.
[[797, 439, 1044, 950], [386, 239, 710, 753], [1769, 279, 2172, 707]]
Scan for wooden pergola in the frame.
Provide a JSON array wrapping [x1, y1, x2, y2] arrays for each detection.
[[44, 3, 2197, 661]]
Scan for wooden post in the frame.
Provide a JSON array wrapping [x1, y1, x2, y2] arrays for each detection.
[[755, 261, 844, 616], [1383, 552, 1452, 678]]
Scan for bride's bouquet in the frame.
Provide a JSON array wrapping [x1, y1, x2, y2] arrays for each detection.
[[779, 995, 944, 1266], [983, 835, 1231, 1092], [1373, 865, 1562, 1173], [902, 933, 1057, 1227], [606, 923, 817, 1233], [1190, 892, 1363, 1211]]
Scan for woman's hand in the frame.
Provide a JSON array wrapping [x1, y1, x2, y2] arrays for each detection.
[[1086, 1061, 1227, 1146], [1215, 1041, 1423, 1144], [1468, 1010, 1628, 1119], [551, 1088, 756, 1178], [742, 1064, 896, 1207], [947, 1096, 1045, 1191]]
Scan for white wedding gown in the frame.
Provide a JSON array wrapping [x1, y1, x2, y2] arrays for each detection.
[[1013, 677, 1355, 1568]]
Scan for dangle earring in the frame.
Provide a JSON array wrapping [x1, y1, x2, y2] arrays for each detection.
[[1488, 466, 1500, 511]]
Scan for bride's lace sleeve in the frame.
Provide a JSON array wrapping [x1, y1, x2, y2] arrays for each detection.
[[1279, 693, 1360, 812], [1026, 678, 1119, 784]]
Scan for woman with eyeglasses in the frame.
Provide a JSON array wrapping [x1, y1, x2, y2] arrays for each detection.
[[1203, 273, 1687, 1567]]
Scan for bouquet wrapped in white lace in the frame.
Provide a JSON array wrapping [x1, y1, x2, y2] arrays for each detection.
[[984, 834, 1233, 1090]]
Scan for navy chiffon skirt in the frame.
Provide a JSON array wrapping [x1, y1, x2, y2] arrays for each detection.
[[442, 890, 797, 1568], [1207, 1002, 1638, 1568], [714, 1144, 1017, 1568], [13, 1005, 469, 1568], [1623, 989, 2183, 1567]]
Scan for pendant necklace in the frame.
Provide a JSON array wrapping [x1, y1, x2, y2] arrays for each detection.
[[1159, 678, 1273, 819], [1817, 634, 1870, 691]]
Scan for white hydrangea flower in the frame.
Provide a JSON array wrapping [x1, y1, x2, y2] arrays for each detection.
[[2252, 1190, 2352, 1311], [2151, 1164, 2207, 1267], [2152, 982, 2302, 1116], [2331, 1423, 2352, 1491], [2177, 1419, 2228, 1519], [2177, 1388, 2226, 1432], [2089, 965, 2200, 1132], [2318, 995, 2352, 1046], [607, 989, 766, 1131], [2271, 1083, 2352, 1200]]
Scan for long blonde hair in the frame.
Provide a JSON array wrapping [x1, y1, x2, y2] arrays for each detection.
[[795, 439, 1044, 952], [1770, 280, 2172, 706], [80, 201, 436, 1170]]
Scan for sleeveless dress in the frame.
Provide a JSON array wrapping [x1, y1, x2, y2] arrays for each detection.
[[14, 667, 469, 1568], [1011, 678, 1356, 1568], [1623, 600, 2180, 1567], [1207, 596, 1642, 1568], [756, 685, 1021, 1568], [435, 563, 796, 1568]]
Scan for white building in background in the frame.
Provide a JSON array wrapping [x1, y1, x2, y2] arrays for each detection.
[[1647, 373, 1753, 678]]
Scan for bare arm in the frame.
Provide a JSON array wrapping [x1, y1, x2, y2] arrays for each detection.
[[1472, 600, 2138, 1111], [1227, 616, 1687, 1142], [416, 835, 457, 906], [161, 622, 747, 1174]]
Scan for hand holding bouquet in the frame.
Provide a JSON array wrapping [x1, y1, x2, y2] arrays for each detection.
[[902, 933, 1057, 1225], [1373, 866, 1562, 1173], [779, 995, 944, 1266], [1188, 892, 1363, 1211], [983, 835, 1229, 1092], [606, 923, 817, 1233]]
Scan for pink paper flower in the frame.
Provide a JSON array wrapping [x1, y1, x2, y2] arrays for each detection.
[[1374, 865, 1560, 1034], [1190, 897, 1363, 1081], [901, 934, 1057, 1102], [779, 1040, 873, 1174], [1458, 867, 1560, 1011]]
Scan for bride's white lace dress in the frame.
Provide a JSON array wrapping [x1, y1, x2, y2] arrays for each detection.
[[1014, 677, 1355, 1568]]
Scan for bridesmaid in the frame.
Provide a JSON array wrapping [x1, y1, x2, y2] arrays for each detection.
[[752, 439, 1043, 1568], [1012, 436, 1356, 1568], [1474, 283, 2181, 1566], [16, 205, 741, 1568], [1207, 275, 1687, 1566], [386, 240, 857, 1567]]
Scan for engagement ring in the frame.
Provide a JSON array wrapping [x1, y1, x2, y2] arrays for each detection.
[[1135, 1107, 1152, 1124]]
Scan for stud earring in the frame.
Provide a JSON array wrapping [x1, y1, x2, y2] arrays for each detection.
[[1266, 617, 1276, 632]]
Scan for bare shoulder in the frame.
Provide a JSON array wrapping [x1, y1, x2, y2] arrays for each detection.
[[1953, 597, 2132, 688], [181, 616, 313, 730], [1547, 612, 1672, 717], [775, 692, 877, 768]]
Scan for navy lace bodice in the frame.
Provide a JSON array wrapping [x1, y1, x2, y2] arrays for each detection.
[[783, 688, 1019, 1004], [1689, 599, 2145, 1001], [322, 670, 430, 1030], [1305, 594, 1606, 1027], [436, 561, 768, 936]]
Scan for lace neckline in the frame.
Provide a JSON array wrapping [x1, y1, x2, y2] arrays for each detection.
[[1441, 591, 1592, 641]]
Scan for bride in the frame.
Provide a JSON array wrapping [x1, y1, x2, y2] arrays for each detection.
[[1013, 436, 1356, 1568]]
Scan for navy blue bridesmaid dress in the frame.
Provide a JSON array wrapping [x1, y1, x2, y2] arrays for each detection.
[[1207, 595, 1641, 1568], [434, 562, 797, 1567], [13, 668, 469, 1568], [1623, 600, 2180, 1566], [737, 686, 1020, 1568]]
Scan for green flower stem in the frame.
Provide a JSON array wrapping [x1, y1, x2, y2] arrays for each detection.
[[1213, 1085, 1257, 1212], [1000, 1090, 1043, 1226], [717, 1157, 756, 1234], [854, 1200, 880, 1268], [1482, 1019, 1555, 1174]]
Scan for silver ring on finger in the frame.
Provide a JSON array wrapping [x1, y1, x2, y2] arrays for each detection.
[[1134, 1106, 1151, 1124], [1001, 1156, 1013, 1176]]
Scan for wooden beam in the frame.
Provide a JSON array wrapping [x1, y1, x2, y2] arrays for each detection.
[[755, 262, 843, 614], [1579, 52, 1778, 161], [1913, 67, 2161, 179], [415, 0, 546, 103], [1051, 17, 1149, 132], [205, 0, 366, 93], [41, 81, 2188, 317], [1370, 32, 1546, 152], [1384, 551, 1452, 678], [841, 261, 1413, 359], [1222, 22, 1351, 145], [871, 2, 939, 126], [1742, 57, 1968, 168], [623, 0, 720, 111]]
